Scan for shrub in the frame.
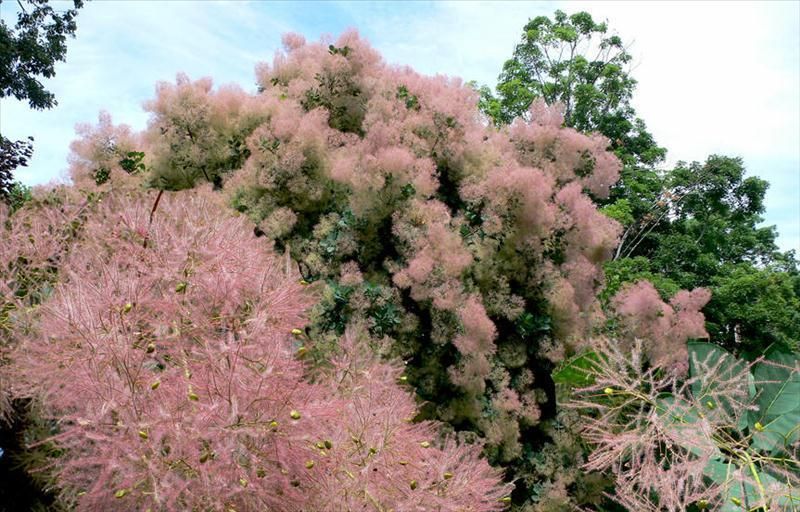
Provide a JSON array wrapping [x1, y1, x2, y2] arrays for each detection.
[[0, 186, 98, 422], [10, 188, 509, 510]]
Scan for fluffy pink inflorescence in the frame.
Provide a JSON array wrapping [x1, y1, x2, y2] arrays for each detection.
[[305, 327, 511, 511], [612, 281, 711, 372], [70, 30, 626, 363], [0, 187, 94, 421], [69, 111, 143, 188], [11, 188, 509, 510], [573, 338, 798, 511]]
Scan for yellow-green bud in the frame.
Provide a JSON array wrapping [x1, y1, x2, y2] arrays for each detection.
[[420, 441, 430, 448], [324, 440, 333, 449], [410, 480, 418, 490], [150, 380, 160, 390], [239, 478, 248, 487], [290, 410, 301, 420], [604, 387, 614, 395], [706, 400, 715, 410], [443, 472, 453, 479], [188, 388, 199, 401], [145, 342, 156, 354], [291, 328, 303, 337], [754, 421, 764, 431], [305, 460, 315, 469], [138, 430, 148, 440], [115, 489, 128, 499], [175, 281, 187, 293], [122, 303, 133, 313]]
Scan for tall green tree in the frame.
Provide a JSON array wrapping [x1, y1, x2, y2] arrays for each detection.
[[480, 9, 665, 168], [0, 0, 84, 200]]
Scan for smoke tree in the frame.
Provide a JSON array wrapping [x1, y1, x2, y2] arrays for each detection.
[[8, 187, 509, 510]]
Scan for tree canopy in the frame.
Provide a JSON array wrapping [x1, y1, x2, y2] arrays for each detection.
[[0, 0, 84, 201], [479, 10, 665, 168]]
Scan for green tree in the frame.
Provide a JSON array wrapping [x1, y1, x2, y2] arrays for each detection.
[[0, 0, 84, 201], [0, 136, 33, 198], [707, 263, 800, 355], [607, 155, 800, 355], [480, 9, 665, 168]]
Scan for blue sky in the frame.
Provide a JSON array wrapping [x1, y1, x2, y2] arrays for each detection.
[[1, 0, 798, 251]]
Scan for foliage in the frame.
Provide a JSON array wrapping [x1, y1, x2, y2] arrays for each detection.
[[564, 339, 800, 511], [614, 156, 799, 355], [0, 0, 84, 109], [0, 136, 34, 201], [480, 10, 665, 168], [707, 264, 800, 355], [8, 187, 510, 510], [5, 180, 34, 211]]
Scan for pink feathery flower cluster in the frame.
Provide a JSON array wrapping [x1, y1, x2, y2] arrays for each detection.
[[612, 280, 711, 373], [10, 187, 509, 510], [572, 338, 798, 511], [0, 186, 94, 421], [69, 111, 143, 189]]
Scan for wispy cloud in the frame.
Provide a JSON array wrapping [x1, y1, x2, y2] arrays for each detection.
[[1, 1, 796, 251]]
